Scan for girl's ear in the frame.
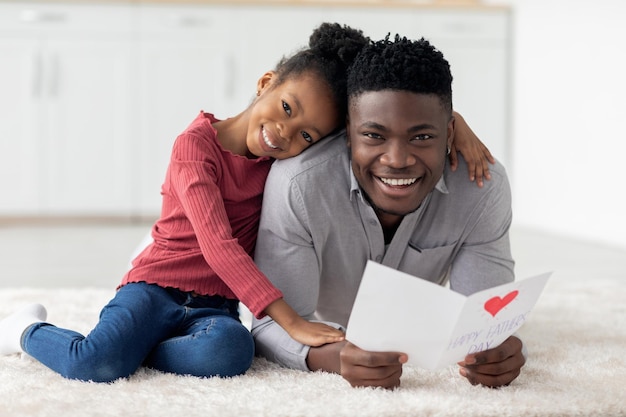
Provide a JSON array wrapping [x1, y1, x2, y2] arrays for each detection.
[[256, 71, 276, 96]]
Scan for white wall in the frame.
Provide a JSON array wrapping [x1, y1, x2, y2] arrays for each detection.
[[485, 0, 626, 249]]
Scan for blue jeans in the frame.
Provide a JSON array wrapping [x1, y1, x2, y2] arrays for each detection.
[[21, 282, 254, 382]]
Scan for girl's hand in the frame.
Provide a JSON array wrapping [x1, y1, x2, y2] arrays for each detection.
[[450, 111, 496, 188], [265, 298, 344, 347], [288, 320, 345, 347]]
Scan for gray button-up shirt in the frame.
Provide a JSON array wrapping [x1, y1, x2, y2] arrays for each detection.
[[252, 130, 514, 371]]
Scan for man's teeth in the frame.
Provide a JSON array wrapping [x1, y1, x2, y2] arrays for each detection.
[[262, 127, 279, 149], [380, 177, 418, 186]]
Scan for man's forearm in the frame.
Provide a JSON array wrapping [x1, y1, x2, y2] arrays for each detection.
[[306, 340, 346, 373]]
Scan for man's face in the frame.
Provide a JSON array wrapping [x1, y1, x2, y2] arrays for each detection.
[[347, 90, 453, 227]]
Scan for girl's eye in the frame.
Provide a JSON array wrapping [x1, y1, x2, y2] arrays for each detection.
[[282, 100, 292, 116], [301, 131, 313, 143]]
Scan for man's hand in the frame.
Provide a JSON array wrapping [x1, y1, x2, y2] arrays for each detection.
[[457, 336, 525, 387], [339, 342, 407, 389]]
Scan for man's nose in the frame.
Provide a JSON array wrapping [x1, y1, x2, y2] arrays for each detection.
[[379, 141, 416, 168]]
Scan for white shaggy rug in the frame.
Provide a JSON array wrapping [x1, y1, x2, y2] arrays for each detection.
[[1, 275, 624, 417]]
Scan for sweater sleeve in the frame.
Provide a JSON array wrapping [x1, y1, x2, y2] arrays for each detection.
[[168, 135, 282, 318]]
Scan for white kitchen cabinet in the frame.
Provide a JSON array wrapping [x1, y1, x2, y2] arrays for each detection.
[[41, 36, 134, 215], [0, 36, 41, 214], [0, 3, 134, 216], [133, 4, 247, 214], [233, 5, 329, 89], [0, 2, 511, 219]]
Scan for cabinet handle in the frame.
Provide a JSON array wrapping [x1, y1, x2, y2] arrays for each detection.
[[167, 15, 211, 28], [20, 9, 67, 24], [32, 50, 43, 98], [47, 53, 60, 98], [440, 21, 482, 36], [224, 55, 235, 98]]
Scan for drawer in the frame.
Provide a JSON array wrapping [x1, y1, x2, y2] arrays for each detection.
[[0, 2, 133, 36], [329, 6, 510, 42], [137, 4, 238, 39]]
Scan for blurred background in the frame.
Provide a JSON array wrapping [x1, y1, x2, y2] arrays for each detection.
[[1, 0, 624, 289], [487, 0, 626, 251]]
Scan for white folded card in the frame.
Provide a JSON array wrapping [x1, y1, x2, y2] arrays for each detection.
[[345, 261, 551, 370]]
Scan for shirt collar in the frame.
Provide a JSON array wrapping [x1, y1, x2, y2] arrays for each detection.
[[435, 174, 449, 194], [349, 169, 361, 200]]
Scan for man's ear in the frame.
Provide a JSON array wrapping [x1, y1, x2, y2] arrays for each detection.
[[345, 117, 352, 148], [447, 113, 456, 151], [256, 71, 276, 96]]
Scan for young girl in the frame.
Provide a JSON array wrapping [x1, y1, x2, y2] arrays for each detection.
[[0, 23, 494, 382]]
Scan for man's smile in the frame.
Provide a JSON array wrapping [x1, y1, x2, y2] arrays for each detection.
[[378, 177, 418, 186]]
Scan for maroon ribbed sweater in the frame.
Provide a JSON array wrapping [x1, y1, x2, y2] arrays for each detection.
[[121, 112, 282, 318]]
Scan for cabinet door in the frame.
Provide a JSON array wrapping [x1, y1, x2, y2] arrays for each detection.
[[0, 37, 43, 214], [405, 10, 511, 168], [41, 36, 134, 214], [134, 5, 244, 216], [235, 6, 328, 90], [0, 2, 134, 216]]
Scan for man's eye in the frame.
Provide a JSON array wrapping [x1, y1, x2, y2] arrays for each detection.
[[282, 101, 292, 116], [364, 132, 382, 139], [414, 134, 433, 141], [301, 131, 313, 143]]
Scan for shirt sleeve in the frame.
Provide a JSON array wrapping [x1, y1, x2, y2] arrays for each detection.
[[251, 160, 331, 370], [448, 167, 515, 296], [169, 135, 282, 318]]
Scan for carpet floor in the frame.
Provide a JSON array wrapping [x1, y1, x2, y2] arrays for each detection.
[[1, 270, 624, 417]]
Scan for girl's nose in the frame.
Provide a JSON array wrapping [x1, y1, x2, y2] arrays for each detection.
[[276, 122, 293, 142]]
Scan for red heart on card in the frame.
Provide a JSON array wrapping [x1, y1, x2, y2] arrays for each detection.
[[484, 290, 519, 317]]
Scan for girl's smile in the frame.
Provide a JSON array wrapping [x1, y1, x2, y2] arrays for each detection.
[[261, 126, 280, 150]]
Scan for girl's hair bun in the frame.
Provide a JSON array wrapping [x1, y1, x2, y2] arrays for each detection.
[[272, 22, 369, 121], [309, 22, 369, 71]]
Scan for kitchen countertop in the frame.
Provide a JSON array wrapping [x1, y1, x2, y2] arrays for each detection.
[[0, 0, 508, 10]]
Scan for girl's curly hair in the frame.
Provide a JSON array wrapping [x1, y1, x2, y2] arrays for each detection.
[[273, 22, 370, 122]]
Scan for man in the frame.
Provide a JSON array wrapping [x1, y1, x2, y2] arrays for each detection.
[[251, 34, 524, 389]]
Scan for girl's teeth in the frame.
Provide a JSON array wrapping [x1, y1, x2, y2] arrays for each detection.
[[262, 127, 278, 149]]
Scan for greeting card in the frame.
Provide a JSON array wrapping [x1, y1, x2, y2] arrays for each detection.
[[345, 261, 551, 370]]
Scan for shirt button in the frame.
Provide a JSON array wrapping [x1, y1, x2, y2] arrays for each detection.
[[375, 255, 383, 262], [369, 219, 377, 226]]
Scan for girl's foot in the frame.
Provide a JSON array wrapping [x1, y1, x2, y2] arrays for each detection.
[[0, 304, 47, 355]]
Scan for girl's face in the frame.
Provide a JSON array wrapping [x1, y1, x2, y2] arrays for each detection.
[[247, 72, 339, 160]]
